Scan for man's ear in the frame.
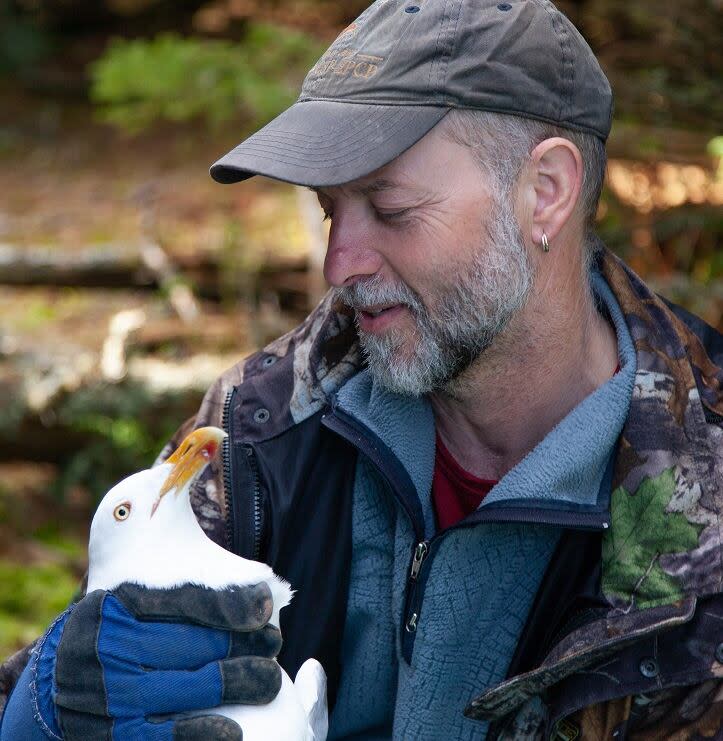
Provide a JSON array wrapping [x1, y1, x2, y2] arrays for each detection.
[[528, 137, 583, 245]]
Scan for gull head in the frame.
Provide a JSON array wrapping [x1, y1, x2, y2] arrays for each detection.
[[87, 427, 226, 591]]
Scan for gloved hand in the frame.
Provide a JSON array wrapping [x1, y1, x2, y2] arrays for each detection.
[[0, 582, 282, 740]]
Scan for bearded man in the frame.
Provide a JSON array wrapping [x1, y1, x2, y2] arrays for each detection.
[[2, 0, 722, 739]]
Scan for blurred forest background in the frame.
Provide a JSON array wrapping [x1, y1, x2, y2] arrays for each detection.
[[0, 0, 721, 658]]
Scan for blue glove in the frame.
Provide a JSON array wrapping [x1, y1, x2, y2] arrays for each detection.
[[0, 582, 283, 740]]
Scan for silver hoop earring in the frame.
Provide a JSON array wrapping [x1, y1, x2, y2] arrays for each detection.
[[541, 233, 550, 253]]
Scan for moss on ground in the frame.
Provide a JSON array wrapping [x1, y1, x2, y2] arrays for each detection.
[[0, 557, 80, 656]]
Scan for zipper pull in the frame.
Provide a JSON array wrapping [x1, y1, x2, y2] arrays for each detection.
[[409, 541, 428, 580]]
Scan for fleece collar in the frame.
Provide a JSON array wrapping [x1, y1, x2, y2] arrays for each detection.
[[333, 271, 637, 537]]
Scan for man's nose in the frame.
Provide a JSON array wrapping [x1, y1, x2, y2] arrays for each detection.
[[323, 216, 384, 288]]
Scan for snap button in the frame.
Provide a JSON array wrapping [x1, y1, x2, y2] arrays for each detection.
[[253, 408, 270, 424], [262, 356, 277, 367], [638, 657, 659, 679], [553, 718, 580, 741], [715, 642, 723, 664]]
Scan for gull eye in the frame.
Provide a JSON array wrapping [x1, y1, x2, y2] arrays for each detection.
[[113, 502, 132, 521]]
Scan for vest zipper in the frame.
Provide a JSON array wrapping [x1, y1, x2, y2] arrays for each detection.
[[222, 387, 236, 552], [401, 520, 498, 662], [244, 443, 263, 561], [222, 387, 263, 559], [410, 541, 428, 580], [402, 540, 430, 650], [321, 406, 433, 663], [405, 541, 429, 632]]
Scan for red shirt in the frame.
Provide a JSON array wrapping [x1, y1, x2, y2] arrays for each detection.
[[432, 363, 621, 530], [432, 432, 498, 530]]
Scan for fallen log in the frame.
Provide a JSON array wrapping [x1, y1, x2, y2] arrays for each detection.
[[0, 243, 152, 286], [0, 243, 310, 306]]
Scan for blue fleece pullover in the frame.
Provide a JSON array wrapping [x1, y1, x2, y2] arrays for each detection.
[[327, 273, 637, 741]]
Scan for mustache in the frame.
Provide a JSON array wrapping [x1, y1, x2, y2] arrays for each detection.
[[333, 276, 423, 314]]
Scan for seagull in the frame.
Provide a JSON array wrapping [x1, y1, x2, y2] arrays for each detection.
[[86, 426, 328, 741]]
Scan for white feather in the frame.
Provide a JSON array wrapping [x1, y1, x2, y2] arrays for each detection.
[[87, 461, 327, 740]]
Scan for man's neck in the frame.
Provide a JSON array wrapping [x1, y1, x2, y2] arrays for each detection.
[[429, 269, 619, 481]]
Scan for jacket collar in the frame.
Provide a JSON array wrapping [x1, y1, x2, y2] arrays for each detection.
[[601, 249, 723, 609]]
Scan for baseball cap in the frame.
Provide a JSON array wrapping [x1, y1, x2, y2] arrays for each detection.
[[210, 0, 612, 187]]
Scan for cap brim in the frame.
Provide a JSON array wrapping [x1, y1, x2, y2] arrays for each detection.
[[210, 99, 450, 187]]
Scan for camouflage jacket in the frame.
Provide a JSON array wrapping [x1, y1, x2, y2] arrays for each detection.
[[2, 248, 722, 739]]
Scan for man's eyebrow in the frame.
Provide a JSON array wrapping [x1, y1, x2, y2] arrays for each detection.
[[307, 178, 413, 197], [354, 178, 401, 196]]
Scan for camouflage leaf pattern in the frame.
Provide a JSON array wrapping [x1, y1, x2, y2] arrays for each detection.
[[603, 250, 723, 609], [602, 469, 704, 608]]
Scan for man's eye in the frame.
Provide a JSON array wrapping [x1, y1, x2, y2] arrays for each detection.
[[318, 206, 410, 223], [375, 208, 410, 223]]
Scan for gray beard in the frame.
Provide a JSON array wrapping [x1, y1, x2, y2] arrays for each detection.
[[334, 194, 533, 396]]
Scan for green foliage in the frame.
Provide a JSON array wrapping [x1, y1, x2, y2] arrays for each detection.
[[0, 559, 79, 655], [602, 469, 703, 607], [54, 381, 200, 504], [708, 136, 723, 181], [88, 25, 325, 133], [708, 137, 723, 160]]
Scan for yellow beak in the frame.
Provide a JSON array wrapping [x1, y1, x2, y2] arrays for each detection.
[[152, 426, 227, 516]]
